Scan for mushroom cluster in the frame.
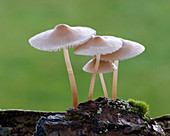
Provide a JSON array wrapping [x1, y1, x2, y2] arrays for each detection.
[[29, 24, 145, 108]]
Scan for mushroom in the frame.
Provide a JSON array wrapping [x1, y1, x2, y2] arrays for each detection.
[[29, 24, 96, 108], [100, 38, 145, 100], [83, 58, 117, 98], [73, 36, 122, 100]]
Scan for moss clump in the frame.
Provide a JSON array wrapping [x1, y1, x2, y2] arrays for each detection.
[[127, 99, 149, 116], [143, 115, 151, 123]]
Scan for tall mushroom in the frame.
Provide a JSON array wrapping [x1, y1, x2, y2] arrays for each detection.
[[100, 39, 145, 100], [83, 58, 117, 97], [29, 24, 96, 108], [73, 36, 122, 100]]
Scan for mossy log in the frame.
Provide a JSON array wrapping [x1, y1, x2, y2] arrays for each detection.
[[0, 97, 169, 136]]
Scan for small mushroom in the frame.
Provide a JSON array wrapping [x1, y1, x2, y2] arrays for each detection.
[[74, 36, 122, 100], [29, 24, 96, 108], [83, 58, 117, 74], [100, 39, 145, 100], [83, 58, 117, 98]]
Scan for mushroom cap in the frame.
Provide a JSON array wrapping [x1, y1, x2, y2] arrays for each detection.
[[73, 36, 122, 56], [29, 24, 96, 51], [100, 39, 145, 61], [83, 58, 116, 73]]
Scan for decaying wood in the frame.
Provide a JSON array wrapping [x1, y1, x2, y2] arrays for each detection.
[[0, 98, 169, 136], [0, 110, 63, 136]]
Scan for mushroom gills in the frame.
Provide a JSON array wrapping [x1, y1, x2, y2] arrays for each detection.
[[83, 59, 116, 73]]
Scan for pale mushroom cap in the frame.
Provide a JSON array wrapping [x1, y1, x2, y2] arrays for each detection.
[[83, 58, 116, 73], [73, 36, 122, 56], [29, 24, 96, 51], [100, 39, 145, 61]]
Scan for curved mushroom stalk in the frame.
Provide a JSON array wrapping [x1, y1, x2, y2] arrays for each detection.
[[88, 55, 100, 100], [100, 39, 145, 100], [63, 47, 78, 108], [83, 58, 116, 100], [99, 62, 117, 98], [112, 60, 119, 100], [99, 73, 108, 98]]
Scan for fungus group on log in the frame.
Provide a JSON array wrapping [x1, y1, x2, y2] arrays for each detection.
[[0, 23, 165, 135], [1, 23, 170, 136], [29, 24, 145, 108]]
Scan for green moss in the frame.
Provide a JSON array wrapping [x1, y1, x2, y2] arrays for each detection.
[[127, 99, 149, 116], [97, 108, 102, 114], [143, 116, 151, 123]]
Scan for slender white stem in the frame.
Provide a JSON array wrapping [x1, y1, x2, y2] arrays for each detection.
[[88, 55, 100, 100], [88, 73, 96, 100], [99, 73, 108, 98], [63, 47, 78, 108], [112, 60, 119, 100]]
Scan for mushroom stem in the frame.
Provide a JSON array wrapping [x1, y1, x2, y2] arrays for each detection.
[[88, 55, 100, 100], [112, 60, 119, 100], [63, 47, 78, 108], [99, 73, 108, 98], [88, 73, 96, 100]]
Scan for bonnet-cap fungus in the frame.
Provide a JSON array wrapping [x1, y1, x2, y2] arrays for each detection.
[[101, 38, 145, 100], [29, 24, 96, 108], [29, 24, 96, 51], [100, 39, 145, 61], [83, 58, 117, 98], [83, 58, 117, 74], [74, 36, 122, 100]]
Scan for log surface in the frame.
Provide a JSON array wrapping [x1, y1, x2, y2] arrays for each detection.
[[0, 98, 169, 136], [34, 97, 166, 136]]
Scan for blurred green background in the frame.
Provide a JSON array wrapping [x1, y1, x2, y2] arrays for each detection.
[[0, 0, 169, 117]]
